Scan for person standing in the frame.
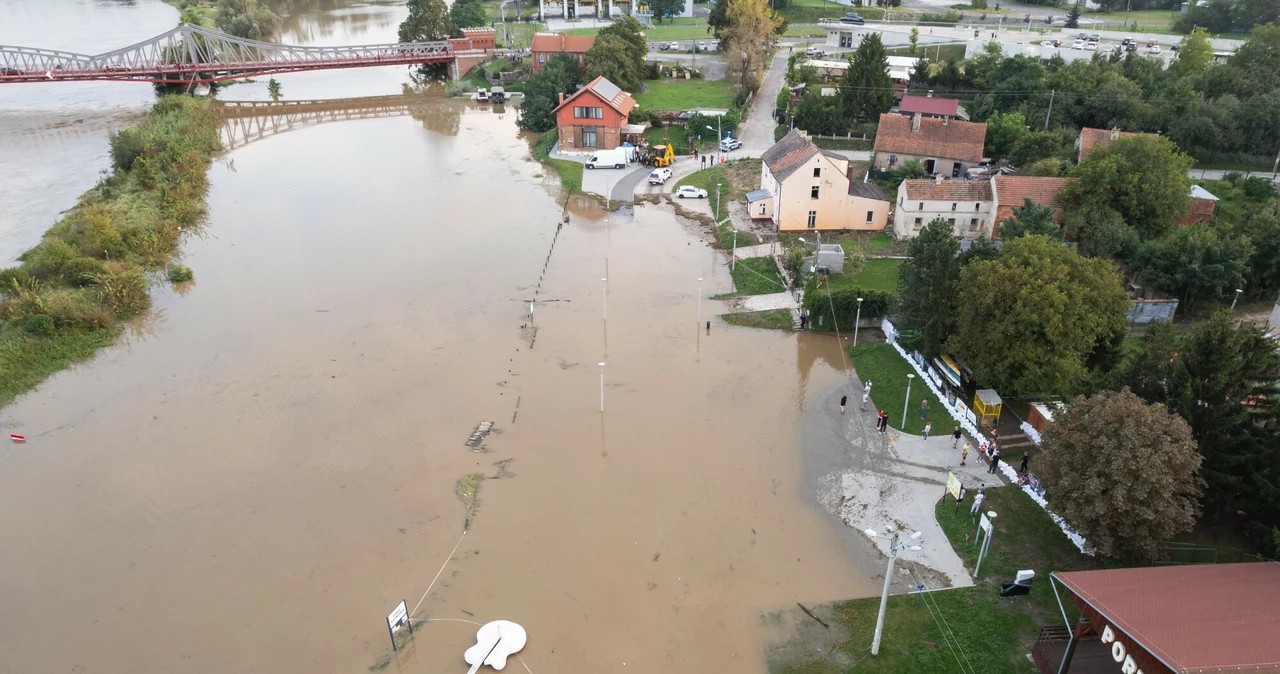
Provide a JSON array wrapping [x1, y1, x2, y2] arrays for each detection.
[[919, 398, 929, 420], [969, 487, 985, 515], [861, 390, 870, 410], [864, 380, 872, 397], [989, 448, 1002, 474], [961, 441, 969, 465], [839, 394, 847, 415], [1019, 451, 1030, 474], [952, 426, 962, 449], [923, 422, 931, 440]]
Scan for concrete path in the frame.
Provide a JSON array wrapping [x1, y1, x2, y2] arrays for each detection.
[[738, 51, 787, 154], [732, 242, 777, 259], [738, 291, 797, 311], [804, 378, 1002, 590]]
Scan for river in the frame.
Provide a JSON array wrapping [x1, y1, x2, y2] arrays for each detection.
[[0, 2, 877, 672]]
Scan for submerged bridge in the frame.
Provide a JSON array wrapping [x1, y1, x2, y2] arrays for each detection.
[[0, 24, 480, 85], [212, 95, 478, 149]]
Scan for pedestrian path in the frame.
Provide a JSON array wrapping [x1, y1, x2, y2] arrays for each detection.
[[739, 291, 798, 311]]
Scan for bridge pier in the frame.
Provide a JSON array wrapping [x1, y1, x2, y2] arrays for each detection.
[[451, 59, 459, 81]]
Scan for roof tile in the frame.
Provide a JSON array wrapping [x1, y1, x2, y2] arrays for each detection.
[[762, 129, 820, 182], [902, 178, 992, 202], [873, 113, 986, 163]]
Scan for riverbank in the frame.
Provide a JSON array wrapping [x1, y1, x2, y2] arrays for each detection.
[[0, 95, 219, 408]]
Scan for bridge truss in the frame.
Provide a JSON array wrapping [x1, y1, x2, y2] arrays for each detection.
[[0, 24, 456, 84]]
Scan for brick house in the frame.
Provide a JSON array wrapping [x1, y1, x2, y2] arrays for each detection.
[[1075, 126, 1159, 163], [759, 129, 892, 232], [1177, 184, 1219, 225], [872, 112, 986, 177], [991, 175, 1070, 228], [553, 76, 635, 152], [531, 33, 595, 74], [898, 94, 968, 121]]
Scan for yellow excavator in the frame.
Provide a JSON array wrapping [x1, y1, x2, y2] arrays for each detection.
[[640, 143, 673, 168]]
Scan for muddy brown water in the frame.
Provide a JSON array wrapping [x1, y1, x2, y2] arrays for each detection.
[[0, 2, 879, 672]]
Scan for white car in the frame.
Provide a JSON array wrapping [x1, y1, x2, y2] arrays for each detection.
[[668, 41, 680, 51], [1148, 45, 1161, 54], [675, 186, 708, 199], [648, 168, 672, 185], [696, 41, 707, 51], [1072, 39, 1085, 50], [1085, 42, 1097, 51], [719, 137, 742, 151]]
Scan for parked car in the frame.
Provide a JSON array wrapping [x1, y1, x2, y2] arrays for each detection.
[[1148, 44, 1161, 54], [1076, 32, 1089, 39], [840, 12, 865, 24], [1126, 42, 1138, 51], [668, 41, 680, 51], [1170, 39, 1182, 51], [719, 137, 742, 151], [585, 148, 629, 170], [696, 41, 707, 52], [648, 168, 673, 185], [1072, 39, 1086, 50], [1121, 36, 1134, 45], [1089, 33, 1101, 41], [675, 186, 708, 199], [1147, 39, 1158, 47], [1085, 42, 1097, 51]]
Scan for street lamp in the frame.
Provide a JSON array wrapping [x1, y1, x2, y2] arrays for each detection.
[[1231, 288, 1244, 310], [902, 373, 915, 428], [602, 277, 608, 320], [854, 297, 864, 346], [599, 362, 606, 412], [865, 527, 923, 656]]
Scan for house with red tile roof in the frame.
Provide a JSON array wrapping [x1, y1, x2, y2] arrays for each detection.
[[531, 33, 595, 74], [1075, 126, 1160, 163], [759, 129, 892, 232], [991, 175, 1071, 228], [872, 112, 987, 177], [552, 75, 635, 152], [892, 176, 995, 240], [898, 94, 968, 121]]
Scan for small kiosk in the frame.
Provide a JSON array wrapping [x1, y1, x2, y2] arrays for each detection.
[[973, 389, 1002, 429]]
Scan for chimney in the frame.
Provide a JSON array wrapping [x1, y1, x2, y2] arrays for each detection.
[[942, 117, 949, 126], [559, 92, 564, 106], [1110, 127, 1120, 140], [935, 174, 944, 186], [911, 113, 921, 132], [927, 90, 934, 98], [847, 164, 855, 182]]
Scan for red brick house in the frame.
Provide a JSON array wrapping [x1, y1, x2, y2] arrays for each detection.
[[553, 76, 635, 151], [1177, 185, 1219, 225], [991, 175, 1070, 226], [1076, 126, 1159, 163], [531, 33, 595, 74]]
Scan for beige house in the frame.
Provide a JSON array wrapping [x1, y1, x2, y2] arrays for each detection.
[[892, 176, 995, 240], [759, 130, 891, 232]]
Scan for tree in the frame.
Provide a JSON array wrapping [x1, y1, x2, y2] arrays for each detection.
[[399, 0, 455, 42], [950, 235, 1130, 395], [958, 236, 1001, 265], [1009, 130, 1068, 168], [721, 0, 784, 93], [793, 91, 844, 136], [1064, 202, 1140, 259], [450, 0, 487, 29], [1124, 314, 1280, 522], [984, 110, 1029, 161], [584, 34, 645, 92], [517, 55, 583, 132], [999, 198, 1062, 240], [649, 0, 686, 22], [1065, 1, 1080, 28], [897, 219, 961, 358], [1171, 27, 1213, 76], [840, 33, 895, 123], [1133, 224, 1253, 311], [1237, 201, 1280, 294], [596, 16, 648, 65], [1037, 389, 1203, 560], [908, 27, 919, 56], [216, 0, 280, 39], [1059, 135, 1194, 241]]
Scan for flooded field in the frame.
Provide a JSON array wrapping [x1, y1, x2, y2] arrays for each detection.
[[0, 2, 879, 672]]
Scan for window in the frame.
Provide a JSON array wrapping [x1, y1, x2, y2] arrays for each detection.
[[975, 203, 981, 211], [970, 218, 980, 231], [948, 218, 956, 228], [807, 211, 817, 228], [951, 202, 957, 211], [813, 167, 821, 178], [759, 203, 766, 215], [888, 155, 898, 166], [582, 127, 597, 148], [811, 185, 820, 199], [573, 106, 603, 119], [914, 217, 923, 227], [918, 202, 924, 210], [866, 210, 875, 223], [538, 54, 545, 63]]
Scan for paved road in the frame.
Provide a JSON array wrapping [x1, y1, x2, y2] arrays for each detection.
[[738, 51, 788, 154]]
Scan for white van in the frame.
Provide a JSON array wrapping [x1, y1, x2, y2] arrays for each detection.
[[584, 148, 629, 170]]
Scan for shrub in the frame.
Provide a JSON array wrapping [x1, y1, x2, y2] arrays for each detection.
[[88, 265, 151, 317], [803, 286, 896, 328], [43, 288, 113, 330], [1241, 177, 1277, 200], [22, 240, 80, 281], [60, 256, 107, 287], [109, 128, 146, 172], [167, 263, 194, 283], [24, 314, 55, 336], [1223, 171, 1242, 183], [0, 267, 31, 296]]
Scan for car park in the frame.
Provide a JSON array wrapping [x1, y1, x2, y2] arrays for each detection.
[[675, 186, 708, 199], [1072, 39, 1086, 49], [1148, 44, 1161, 54], [840, 12, 865, 24], [1085, 42, 1097, 50], [648, 168, 673, 185]]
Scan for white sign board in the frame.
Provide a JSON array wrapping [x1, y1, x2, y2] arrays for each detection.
[[387, 600, 409, 634], [979, 513, 993, 534], [946, 472, 962, 501]]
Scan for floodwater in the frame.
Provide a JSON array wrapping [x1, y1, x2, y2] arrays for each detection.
[[0, 2, 879, 672]]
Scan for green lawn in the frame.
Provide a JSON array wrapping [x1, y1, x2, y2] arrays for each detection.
[[776, 487, 1097, 674], [533, 132, 583, 194], [1192, 178, 1278, 225], [674, 165, 739, 221], [1082, 8, 1179, 26], [825, 257, 903, 295], [730, 257, 787, 295], [888, 43, 967, 61], [633, 79, 736, 110], [645, 126, 717, 155], [0, 326, 120, 409], [493, 22, 543, 49], [848, 342, 951, 435], [723, 309, 793, 330]]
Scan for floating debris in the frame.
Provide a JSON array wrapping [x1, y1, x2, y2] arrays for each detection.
[[465, 421, 495, 447]]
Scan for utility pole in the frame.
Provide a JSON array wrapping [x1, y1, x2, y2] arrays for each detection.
[[1044, 89, 1055, 130], [868, 529, 923, 656]]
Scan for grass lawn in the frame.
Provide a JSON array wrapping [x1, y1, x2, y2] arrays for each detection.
[[0, 326, 120, 408], [633, 79, 736, 110], [811, 136, 873, 151], [824, 257, 903, 295], [533, 132, 583, 194], [723, 308, 793, 330], [848, 343, 952, 435], [494, 22, 543, 49], [674, 159, 760, 221], [783, 25, 829, 37], [1193, 178, 1278, 225], [644, 126, 719, 155], [891, 43, 967, 61], [730, 257, 787, 295], [775, 487, 1097, 674], [1082, 8, 1178, 25]]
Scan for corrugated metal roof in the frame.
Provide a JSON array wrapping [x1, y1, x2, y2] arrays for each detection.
[[848, 181, 890, 201], [1190, 184, 1219, 201], [745, 189, 771, 202], [1055, 563, 1280, 673]]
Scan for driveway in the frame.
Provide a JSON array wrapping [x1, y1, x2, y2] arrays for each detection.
[[738, 51, 787, 153]]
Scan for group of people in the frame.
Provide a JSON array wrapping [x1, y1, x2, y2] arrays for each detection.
[[838, 381, 888, 433]]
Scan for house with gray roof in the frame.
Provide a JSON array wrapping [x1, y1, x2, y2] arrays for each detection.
[[758, 129, 891, 232]]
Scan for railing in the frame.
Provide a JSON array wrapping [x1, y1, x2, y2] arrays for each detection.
[[1154, 542, 1275, 566], [1031, 625, 1072, 674]]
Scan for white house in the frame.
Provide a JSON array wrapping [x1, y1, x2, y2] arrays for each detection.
[[893, 176, 995, 240]]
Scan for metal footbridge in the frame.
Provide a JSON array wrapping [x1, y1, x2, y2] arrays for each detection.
[[0, 24, 462, 84]]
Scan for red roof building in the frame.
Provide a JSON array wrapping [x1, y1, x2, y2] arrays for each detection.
[[552, 76, 635, 151], [992, 175, 1071, 226], [1076, 127, 1160, 163], [872, 112, 987, 177], [1035, 563, 1280, 674], [531, 33, 595, 74], [898, 94, 968, 120]]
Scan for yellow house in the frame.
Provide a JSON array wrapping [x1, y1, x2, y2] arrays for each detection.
[[759, 130, 891, 233]]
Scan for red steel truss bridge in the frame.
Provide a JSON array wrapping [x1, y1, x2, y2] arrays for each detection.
[[0, 24, 467, 85]]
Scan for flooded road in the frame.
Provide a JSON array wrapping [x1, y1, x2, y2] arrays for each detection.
[[0, 2, 879, 672]]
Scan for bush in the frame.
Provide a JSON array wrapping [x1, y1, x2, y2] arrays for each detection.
[[22, 240, 80, 281], [60, 256, 107, 287], [88, 265, 151, 317], [167, 263, 194, 283], [803, 286, 896, 329], [1241, 177, 1278, 200], [0, 267, 31, 296], [109, 128, 146, 172], [24, 314, 55, 336], [43, 288, 113, 330]]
